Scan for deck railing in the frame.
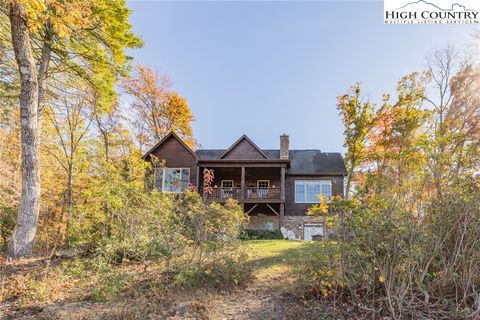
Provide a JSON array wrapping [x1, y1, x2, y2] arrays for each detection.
[[203, 187, 242, 200], [244, 187, 281, 199], [202, 187, 281, 200]]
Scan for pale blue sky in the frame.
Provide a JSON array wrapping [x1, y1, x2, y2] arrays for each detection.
[[126, 1, 476, 152]]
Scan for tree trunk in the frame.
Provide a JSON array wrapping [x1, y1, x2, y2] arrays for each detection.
[[37, 35, 51, 114], [66, 162, 73, 207], [7, 2, 41, 258], [345, 173, 351, 201]]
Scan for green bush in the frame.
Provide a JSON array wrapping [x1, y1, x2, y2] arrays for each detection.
[[71, 191, 248, 263], [69, 189, 251, 290], [240, 228, 283, 240], [0, 205, 16, 251]]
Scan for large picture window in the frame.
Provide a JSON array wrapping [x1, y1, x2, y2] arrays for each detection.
[[295, 180, 332, 203], [154, 168, 190, 192]]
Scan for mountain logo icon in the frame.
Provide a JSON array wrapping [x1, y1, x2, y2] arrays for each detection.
[[395, 0, 476, 11]]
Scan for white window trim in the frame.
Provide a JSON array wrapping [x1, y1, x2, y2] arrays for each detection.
[[221, 180, 234, 188], [257, 180, 270, 188], [155, 167, 190, 193], [295, 179, 332, 203]]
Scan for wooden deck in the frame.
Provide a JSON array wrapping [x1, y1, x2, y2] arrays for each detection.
[[202, 187, 282, 202]]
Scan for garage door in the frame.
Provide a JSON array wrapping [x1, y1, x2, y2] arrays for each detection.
[[304, 223, 324, 240]]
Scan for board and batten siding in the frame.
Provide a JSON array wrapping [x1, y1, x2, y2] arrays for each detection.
[[149, 135, 198, 187], [284, 175, 344, 216]]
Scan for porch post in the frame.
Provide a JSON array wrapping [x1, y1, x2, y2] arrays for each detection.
[[241, 166, 245, 200], [196, 166, 200, 190], [280, 166, 286, 201]]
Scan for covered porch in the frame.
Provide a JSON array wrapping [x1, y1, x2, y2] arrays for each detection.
[[198, 165, 286, 203]]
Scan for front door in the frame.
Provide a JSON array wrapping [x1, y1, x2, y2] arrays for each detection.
[[303, 223, 324, 240]]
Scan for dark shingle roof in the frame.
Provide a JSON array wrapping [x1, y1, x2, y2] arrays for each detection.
[[196, 149, 347, 175], [195, 149, 225, 160]]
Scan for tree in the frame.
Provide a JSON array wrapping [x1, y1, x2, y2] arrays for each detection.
[[336, 83, 375, 199], [366, 72, 431, 212], [4, 0, 141, 258], [93, 101, 132, 162], [42, 78, 94, 244], [309, 49, 480, 319], [121, 65, 196, 152], [7, 0, 41, 259], [425, 47, 479, 197]]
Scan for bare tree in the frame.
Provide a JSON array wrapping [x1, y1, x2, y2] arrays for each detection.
[[425, 46, 479, 197], [43, 80, 93, 244]]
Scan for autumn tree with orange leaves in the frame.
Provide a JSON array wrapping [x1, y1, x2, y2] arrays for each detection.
[[307, 47, 480, 319], [122, 65, 196, 152]]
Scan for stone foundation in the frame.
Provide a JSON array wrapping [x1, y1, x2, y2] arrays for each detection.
[[247, 214, 328, 240], [248, 215, 280, 230]]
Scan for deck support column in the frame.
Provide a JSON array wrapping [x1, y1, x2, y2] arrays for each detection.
[[241, 166, 245, 201], [279, 203, 285, 229]]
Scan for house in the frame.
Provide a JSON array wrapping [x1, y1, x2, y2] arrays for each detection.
[[142, 132, 347, 240]]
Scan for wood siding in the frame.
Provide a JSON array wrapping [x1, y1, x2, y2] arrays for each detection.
[[221, 139, 267, 160], [149, 135, 197, 186], [285, 175, 344, 216]]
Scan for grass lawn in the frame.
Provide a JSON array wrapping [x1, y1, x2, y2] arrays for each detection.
[[241, 240, 315, 277]]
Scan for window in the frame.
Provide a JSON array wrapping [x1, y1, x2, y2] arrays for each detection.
[[263, 222, 274, 231], [295, 180, 332, 203], [221, 180, 234, 188], [257, 180, 270, 198], [154, 168, 190, 192], [257, 180, 270, 188]]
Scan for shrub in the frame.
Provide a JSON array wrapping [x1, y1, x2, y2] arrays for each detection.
[[173, 249, 250, 289], [301, 179, 480, 319], [0, 205, 16, 251], [69, 190, 251, 289], [240, 229, 283, 240], [301, 241, 342, 299]]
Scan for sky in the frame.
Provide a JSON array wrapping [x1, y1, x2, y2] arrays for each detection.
[[126, 0, 477, 153]]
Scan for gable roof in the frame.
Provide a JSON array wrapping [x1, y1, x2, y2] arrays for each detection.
[[141, 131, 197, 160], [218, 135, 269, 159], [143, 132, 347, 175]]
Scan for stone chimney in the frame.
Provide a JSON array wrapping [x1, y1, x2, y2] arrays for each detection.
[[280, 134, 289, 160]]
